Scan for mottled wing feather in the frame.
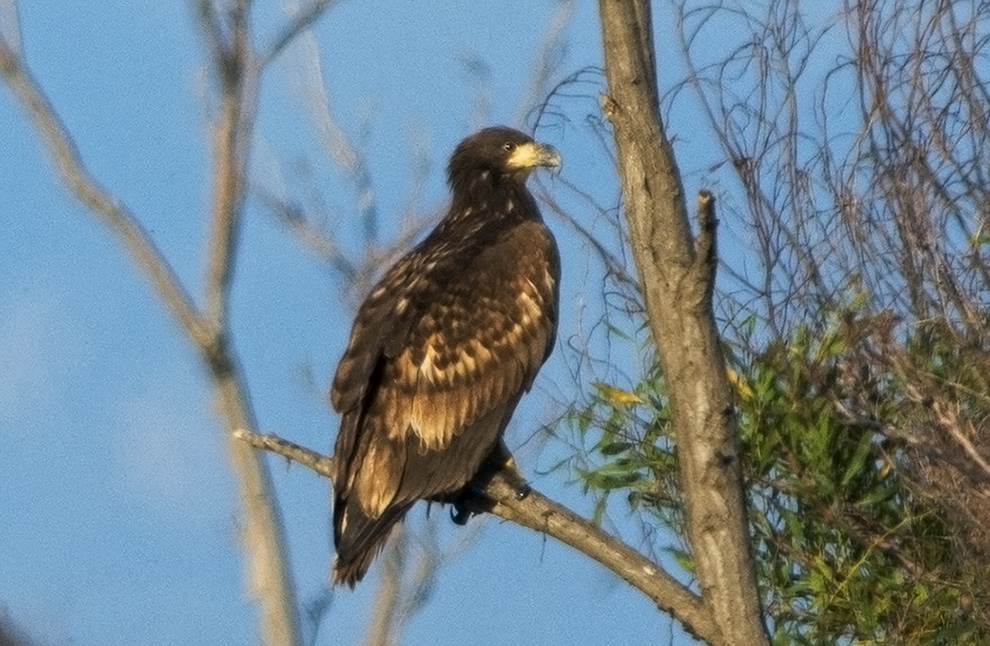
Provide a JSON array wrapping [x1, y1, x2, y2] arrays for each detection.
[[330, 257, 422, 412], [329, 251, 437, 490], [380, 221, 558, 454], [331, 216, 558, 587], [332, 220, 557, 515]]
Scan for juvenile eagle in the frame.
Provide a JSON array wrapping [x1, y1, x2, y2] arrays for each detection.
[[329, 126, 561, 586]]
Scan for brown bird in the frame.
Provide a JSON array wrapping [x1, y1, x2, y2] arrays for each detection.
[[329, 126, 561, 586]]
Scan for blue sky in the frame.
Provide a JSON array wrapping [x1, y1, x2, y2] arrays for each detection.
[[0, 2, 735, 644]]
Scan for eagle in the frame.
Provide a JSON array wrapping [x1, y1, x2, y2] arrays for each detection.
[[329, 126, 561, 586]]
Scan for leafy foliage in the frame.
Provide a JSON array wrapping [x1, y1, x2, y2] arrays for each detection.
[[566, 313, 990, 645]]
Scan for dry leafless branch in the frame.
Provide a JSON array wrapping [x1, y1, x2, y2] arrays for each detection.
[[0, 2, 347, 643]]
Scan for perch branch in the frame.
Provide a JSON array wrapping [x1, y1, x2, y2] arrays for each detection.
[[234, 429, 337, 478], [234, 428, 714, 644]]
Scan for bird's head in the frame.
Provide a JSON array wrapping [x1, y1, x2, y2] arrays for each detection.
[[447, 126, 561, 187]]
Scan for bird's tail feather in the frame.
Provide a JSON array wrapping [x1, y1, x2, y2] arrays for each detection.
[[332, 502, 411, 587]]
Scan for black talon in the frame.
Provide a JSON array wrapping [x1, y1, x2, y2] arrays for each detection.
[[447, 487, 484, 525], [450, 503, 472, 526], [443, 443, 530, 527]]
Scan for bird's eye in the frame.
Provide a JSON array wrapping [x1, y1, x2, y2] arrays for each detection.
[[502, 142, 516, 152]]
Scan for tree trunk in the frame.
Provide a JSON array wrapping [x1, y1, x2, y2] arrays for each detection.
[[597, 2, 769, 644]]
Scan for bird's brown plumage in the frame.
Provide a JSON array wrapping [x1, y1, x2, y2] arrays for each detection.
[[329, 127, 561, 586]]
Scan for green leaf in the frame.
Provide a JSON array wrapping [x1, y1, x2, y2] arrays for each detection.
[[598, 441, 632, 456], [840, 430, 875, 487]]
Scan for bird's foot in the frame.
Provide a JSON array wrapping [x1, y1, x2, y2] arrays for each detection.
[[448, 458, 530, 525], [449, 486, 491, 525], [450, 500, 474, 526]]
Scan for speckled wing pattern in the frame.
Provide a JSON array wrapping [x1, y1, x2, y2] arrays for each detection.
[[329, 207, 559, 585]]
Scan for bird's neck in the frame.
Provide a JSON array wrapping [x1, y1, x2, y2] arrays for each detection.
[[446, 175, 537, 226]]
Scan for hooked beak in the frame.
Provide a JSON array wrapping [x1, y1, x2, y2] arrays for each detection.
[[507, 141, 562, 172]]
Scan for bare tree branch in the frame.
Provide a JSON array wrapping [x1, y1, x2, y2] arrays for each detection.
[[0, 0, 22, 52], [362, 526, 416, 646], [195, 0, 227, 76], [1, 8, 300, 644], [215, 370, 301, 646], [201, 1, 257, 326], [234, 429, 337, 477], [197, 8, 302, 644]]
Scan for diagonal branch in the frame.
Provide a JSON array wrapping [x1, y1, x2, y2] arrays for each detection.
[[234, 428, 714, 644], [482, 473, 711, 641], [0, 33, 211, 349]]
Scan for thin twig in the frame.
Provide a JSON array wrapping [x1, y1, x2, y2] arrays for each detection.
[[363, 526, 405, 646], [234, 429, 337, 477], [195, 0, 227, 75], [260, 0, 340, 68], [254, 187, 358, 281], [534, 182, 640, 291], [293, 27, 380, 250]]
